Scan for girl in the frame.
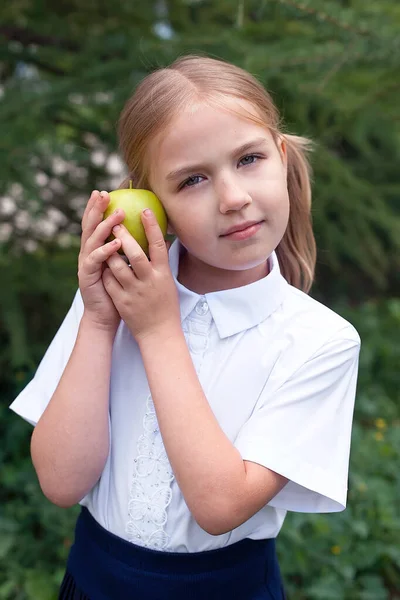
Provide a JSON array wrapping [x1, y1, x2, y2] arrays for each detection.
[[10, 55, 360, 599]]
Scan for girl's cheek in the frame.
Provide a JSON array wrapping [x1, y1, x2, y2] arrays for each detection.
[[259, 180, 285, 203]]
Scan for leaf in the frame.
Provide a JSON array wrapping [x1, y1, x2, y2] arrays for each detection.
[[24, 570, 57, 600]]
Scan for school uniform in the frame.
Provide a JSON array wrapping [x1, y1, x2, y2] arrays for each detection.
[[10, 240, 360, 599]]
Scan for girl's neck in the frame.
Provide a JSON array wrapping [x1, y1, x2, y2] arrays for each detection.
[[177, 250, 269, 294]]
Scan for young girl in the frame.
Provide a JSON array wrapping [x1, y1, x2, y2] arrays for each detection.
[[10, 55, 360, 599]]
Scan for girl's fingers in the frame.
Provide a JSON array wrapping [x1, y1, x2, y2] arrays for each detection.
[[84, 208, 125, 256], [103, 265, 124, 296], [82, 238, 122, 277], [81, 191, 110, 249], [111, 224, 151, 280], [106, 253, 137, 286], [81, 190, 99, 231], [141, 209, 169, 266]]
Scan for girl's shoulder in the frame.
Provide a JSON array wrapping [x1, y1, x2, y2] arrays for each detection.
[[254, 285, 360, 398], [280, 284, 360, 347]]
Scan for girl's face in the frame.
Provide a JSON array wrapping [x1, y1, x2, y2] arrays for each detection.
[[148, 99, 289, 292]]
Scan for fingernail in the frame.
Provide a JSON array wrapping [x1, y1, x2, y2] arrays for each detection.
[[143, 209, 152, 217], [113, 209, 119, 215], [112, 225, 121, 233], [100, 190, 108, 198]]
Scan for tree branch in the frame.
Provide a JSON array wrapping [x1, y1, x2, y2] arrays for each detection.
[[11, 52, 67, 76], [271, 0, 372, 37]]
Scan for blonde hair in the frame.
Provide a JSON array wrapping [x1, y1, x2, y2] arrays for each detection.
[[117, 55, 316, 292]]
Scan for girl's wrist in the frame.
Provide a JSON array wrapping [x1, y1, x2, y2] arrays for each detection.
[[136, 320, 182, 349], [81, 311, 120, 341]]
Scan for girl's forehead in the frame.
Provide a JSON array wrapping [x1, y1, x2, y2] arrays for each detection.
[[149, 99, 272, 168], [166, 97, 266, 137]]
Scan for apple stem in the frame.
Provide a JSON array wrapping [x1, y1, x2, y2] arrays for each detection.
[[129, 180, 133, 189]]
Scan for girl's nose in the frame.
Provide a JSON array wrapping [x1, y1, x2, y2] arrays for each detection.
[[217, 177, 252, 213]]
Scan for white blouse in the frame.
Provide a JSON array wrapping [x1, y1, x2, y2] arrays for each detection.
[[10, 240, 360, 553]]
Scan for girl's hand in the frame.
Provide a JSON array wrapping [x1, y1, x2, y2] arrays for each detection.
[[102, 209, 181, 342], [78, 190, 126, 333]]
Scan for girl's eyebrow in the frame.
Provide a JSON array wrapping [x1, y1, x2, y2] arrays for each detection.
[[166, 136, 268, 182]]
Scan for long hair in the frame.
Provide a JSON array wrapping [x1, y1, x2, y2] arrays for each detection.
[[117, 55, 316, 292]]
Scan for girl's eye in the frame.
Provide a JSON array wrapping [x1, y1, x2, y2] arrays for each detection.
[[180, 175, 204, 190], [178, 155, 261, 190], [239, 154, 259, 166]]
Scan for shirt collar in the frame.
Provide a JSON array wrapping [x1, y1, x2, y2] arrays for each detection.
[[168, 240, 288, 339]]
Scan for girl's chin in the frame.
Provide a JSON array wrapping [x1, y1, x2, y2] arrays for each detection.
[[220, 251, 272, 272], [182, 244, 271, 272]]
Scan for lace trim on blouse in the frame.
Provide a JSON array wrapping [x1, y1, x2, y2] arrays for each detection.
[[126, 394, 174, 549]]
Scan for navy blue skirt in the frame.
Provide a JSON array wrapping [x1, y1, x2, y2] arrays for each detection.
[[59, 507, 286, 599]]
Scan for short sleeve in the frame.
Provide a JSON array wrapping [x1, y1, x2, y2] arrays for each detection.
[[9, 290, 84, 426], [234, 326, 360, 513]]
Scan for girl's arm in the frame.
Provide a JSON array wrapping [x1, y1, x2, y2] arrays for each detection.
[[138, 328, 288, 536], [31, 190, 126, 508], [30, 315, 115, 508]]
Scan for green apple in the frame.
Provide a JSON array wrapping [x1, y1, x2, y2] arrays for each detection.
[[103, 182, 168, 255]]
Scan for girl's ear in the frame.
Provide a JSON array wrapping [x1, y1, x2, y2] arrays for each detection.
[[278, 135, 288, 175], [279, 136, 287, 160]]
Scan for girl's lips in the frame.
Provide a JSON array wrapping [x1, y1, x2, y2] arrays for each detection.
[[221, 221, 263, 241]]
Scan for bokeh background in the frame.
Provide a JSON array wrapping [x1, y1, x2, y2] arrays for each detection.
[[1, 1, 399, 599]]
